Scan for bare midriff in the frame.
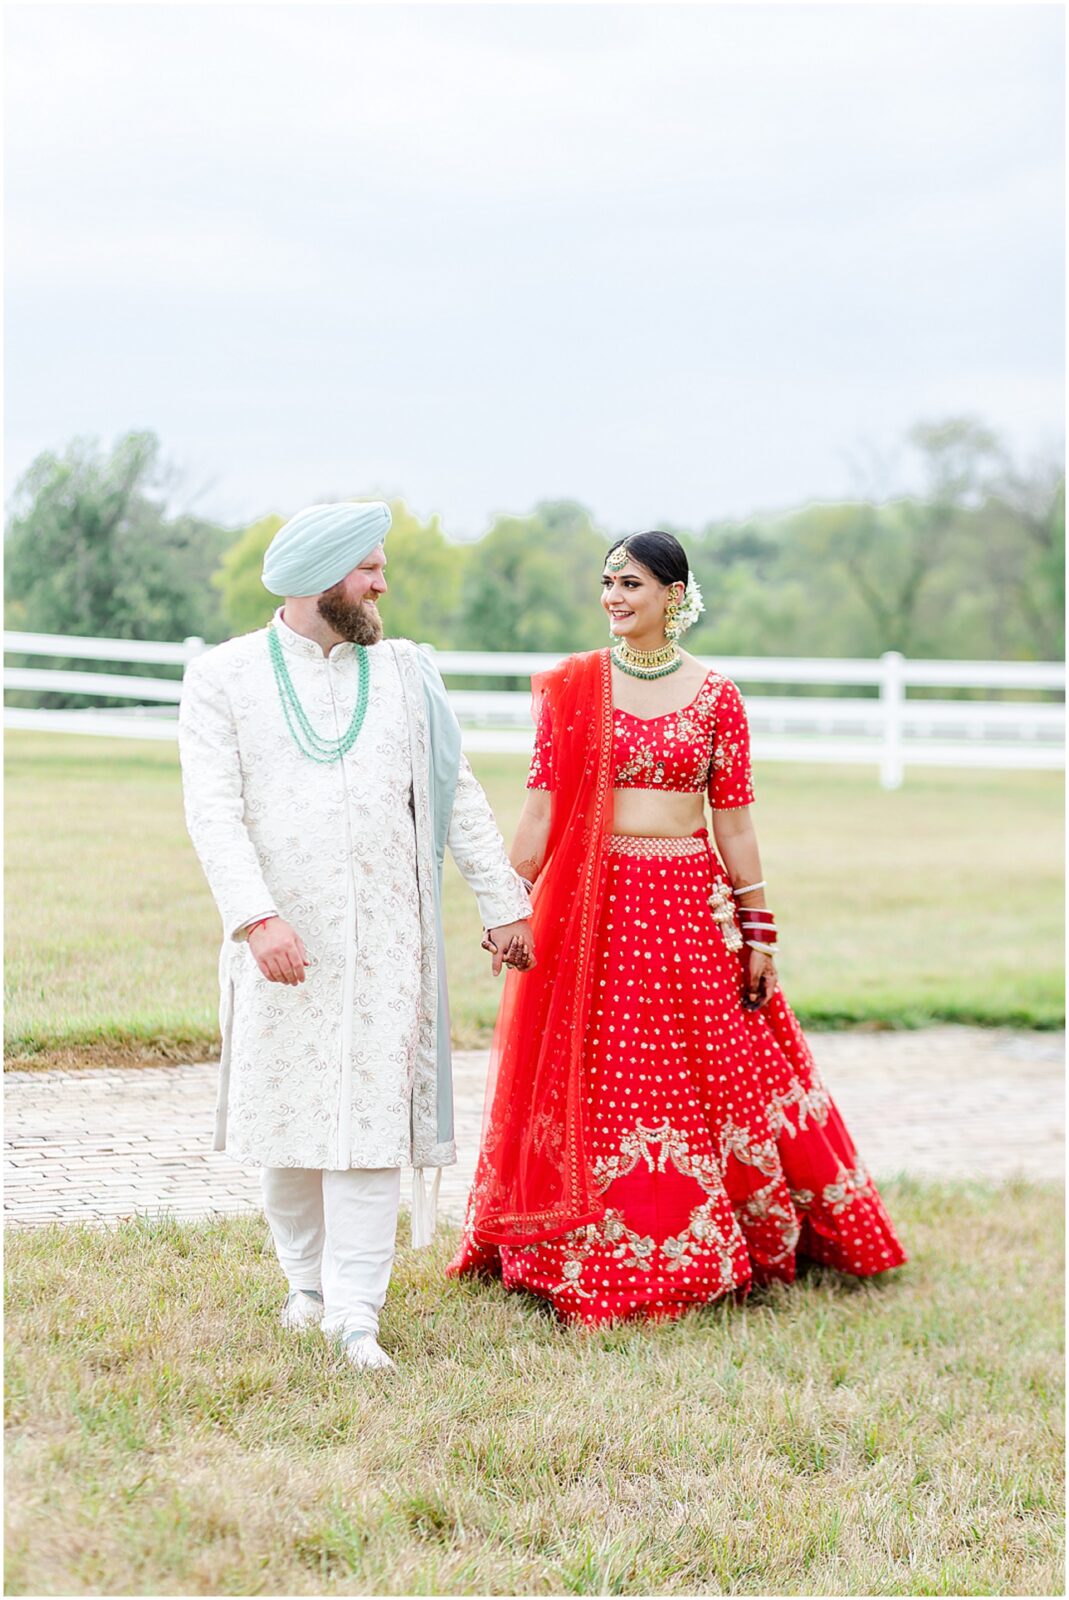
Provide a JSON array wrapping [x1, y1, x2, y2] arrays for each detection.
[[611, 788, 709, 838]]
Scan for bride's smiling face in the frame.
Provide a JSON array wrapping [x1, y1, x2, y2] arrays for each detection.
[[601, 559, 680, 644]]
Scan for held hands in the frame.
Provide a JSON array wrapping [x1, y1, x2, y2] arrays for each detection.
[[248, 917, 309, 985], [250, 911, 533, 985], [482, 920, 536, 977]]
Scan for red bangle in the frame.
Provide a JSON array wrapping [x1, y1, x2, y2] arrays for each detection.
[[246, 916, 276, 939]]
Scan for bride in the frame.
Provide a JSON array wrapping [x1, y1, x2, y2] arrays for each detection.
[[449, 530, 906, 1324]]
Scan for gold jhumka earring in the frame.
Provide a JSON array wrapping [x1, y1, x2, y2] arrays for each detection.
[[664, 592, 683, 640]]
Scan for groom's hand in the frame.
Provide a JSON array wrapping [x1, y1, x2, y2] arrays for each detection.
[[483, 919, 536, 977], [248, 917, 309, 985]]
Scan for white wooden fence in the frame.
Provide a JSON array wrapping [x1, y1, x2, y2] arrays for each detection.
[[4, 630, 1064, 790]]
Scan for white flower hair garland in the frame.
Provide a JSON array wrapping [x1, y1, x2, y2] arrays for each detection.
[[669, 571, 705, 638]]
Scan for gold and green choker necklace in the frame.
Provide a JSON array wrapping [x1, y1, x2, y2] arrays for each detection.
[[610, 638, 683, 679]]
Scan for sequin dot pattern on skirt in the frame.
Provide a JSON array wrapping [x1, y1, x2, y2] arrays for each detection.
[[451, 838, 907, 1325]]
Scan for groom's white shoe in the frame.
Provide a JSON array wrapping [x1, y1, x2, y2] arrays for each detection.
[[339, 1330, 396, 1372], [280, 1290, 324, 1331]]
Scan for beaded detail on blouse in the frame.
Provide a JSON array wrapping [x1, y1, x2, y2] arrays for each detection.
[[527, 667, 756, 810]]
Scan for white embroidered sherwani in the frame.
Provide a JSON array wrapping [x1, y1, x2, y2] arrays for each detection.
[[178, 613, 529, 1172]]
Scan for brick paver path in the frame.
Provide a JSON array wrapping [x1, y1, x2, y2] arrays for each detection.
[[4, 1027, 1063, 1229]]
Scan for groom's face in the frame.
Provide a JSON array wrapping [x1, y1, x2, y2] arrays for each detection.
[[317, 547, 388, 644]]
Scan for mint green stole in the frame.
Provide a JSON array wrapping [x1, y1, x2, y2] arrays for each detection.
[[416, 651, 463, 1143]]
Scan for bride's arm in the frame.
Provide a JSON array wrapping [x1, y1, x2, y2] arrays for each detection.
[[712, 805, 778, 1005], [710, 805, 767, 911], [510, 788, 552, 886]]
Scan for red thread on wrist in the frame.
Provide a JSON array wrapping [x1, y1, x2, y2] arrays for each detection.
[[246, 916, 277, 939]]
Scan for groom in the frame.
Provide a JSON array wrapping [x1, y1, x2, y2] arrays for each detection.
[[179, 501, 533, 1370]]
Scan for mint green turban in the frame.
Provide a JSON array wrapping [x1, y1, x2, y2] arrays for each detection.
[[261, 501, 392, 597]]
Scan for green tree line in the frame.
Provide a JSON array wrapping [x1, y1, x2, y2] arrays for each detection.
[[4, 420, 1063, 710]]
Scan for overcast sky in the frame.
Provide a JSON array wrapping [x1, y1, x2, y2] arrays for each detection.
[[5, 3, 1064, 538]]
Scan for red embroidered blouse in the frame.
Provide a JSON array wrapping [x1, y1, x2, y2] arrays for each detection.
[[526, 668, 755, 809]]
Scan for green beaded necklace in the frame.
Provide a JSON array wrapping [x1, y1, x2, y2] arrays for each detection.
[[268, 624, 370, 763]]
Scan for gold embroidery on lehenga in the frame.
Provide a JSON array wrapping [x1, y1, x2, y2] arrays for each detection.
[[766, 1072, 832, 1136], [549, 1208, 657, 1297], [661, 1198, 738, 1285], [524, 1106, 829, 1296], [718, 1125, 804, 1262], [603, 1211, 657, 1269], [719, 1117, 781, 1177], [822, 1164, 873, 1215], [586, 1120, 745, 1280], [592, 1120, 723, 1193], [568, 1112, 815, 1298], [744, 1178, 786, 1221], [606, 834, 706, 859], [742, 1180, 801, 1262]]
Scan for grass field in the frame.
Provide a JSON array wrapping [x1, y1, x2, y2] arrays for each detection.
[[4, 1180, 1063, 1596], [4, 732, 1064, 1063]]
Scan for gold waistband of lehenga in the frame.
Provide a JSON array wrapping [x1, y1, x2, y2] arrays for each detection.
[[606, 833, 707, 858]]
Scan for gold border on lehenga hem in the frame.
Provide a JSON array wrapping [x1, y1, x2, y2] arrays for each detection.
[[606, 834, 707, 858]]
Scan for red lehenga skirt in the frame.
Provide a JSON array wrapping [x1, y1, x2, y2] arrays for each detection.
[[450, 832, 907, 1325]]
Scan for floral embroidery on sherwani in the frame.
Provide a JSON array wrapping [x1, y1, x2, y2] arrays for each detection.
[[179, 619, 528, 1172]]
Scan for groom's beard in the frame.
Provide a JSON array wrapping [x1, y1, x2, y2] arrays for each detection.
[[317, 590, 384, 646]]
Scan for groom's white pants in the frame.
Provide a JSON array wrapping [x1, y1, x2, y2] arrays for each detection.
[[261, 1166, 401, 1339]]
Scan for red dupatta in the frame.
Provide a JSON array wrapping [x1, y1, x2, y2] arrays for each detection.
[[467, 648, 614, 1246]]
